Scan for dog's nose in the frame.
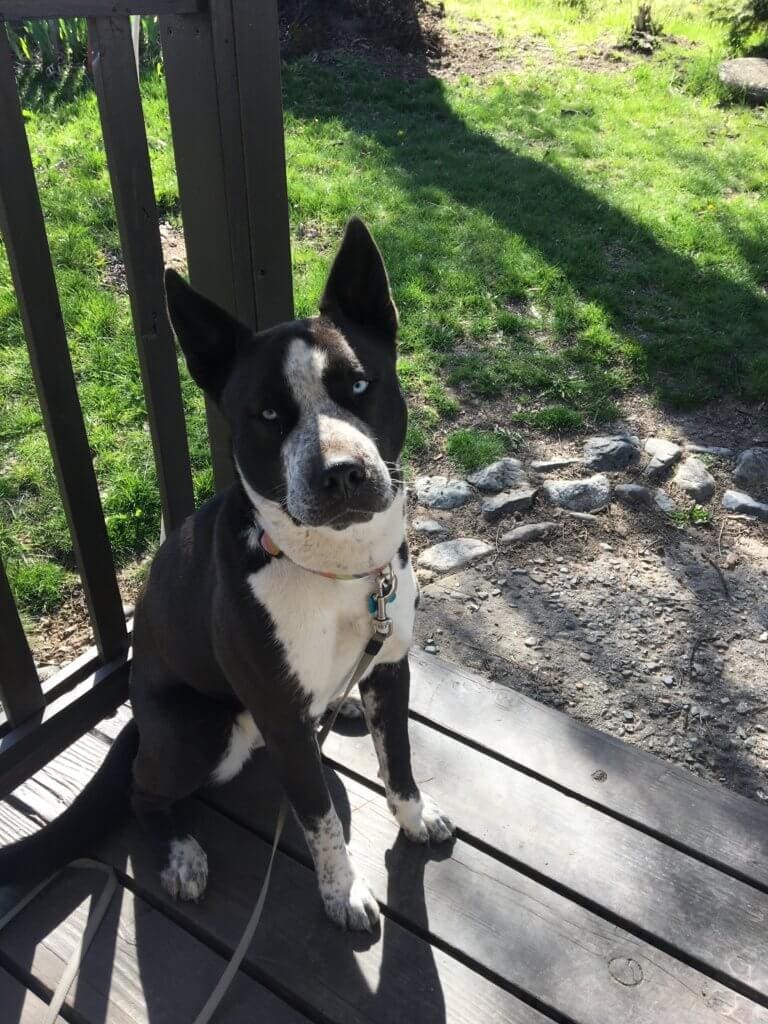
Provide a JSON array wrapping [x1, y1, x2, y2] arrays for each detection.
[[321, 458, 367, 498]]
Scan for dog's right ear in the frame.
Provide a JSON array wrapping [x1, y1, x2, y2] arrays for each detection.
[[165, 269, 251, 402]]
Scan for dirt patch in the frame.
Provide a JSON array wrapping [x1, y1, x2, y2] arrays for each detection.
[[302, 7, 642, 84], [100, 221, 187, 295]]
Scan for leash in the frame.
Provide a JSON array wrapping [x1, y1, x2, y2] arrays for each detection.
[[0, 564, 396, 1024], [0, 858, 118, 1024]]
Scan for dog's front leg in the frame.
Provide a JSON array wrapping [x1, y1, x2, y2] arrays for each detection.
[[263, 720, 380, 932], [359, 656, 455, 844]]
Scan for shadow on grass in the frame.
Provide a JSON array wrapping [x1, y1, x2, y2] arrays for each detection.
[[282, 52, 768, 408]]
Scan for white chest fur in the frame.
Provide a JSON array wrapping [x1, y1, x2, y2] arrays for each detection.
[[247, 555, 416, 717]]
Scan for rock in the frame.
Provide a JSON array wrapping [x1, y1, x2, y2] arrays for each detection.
[[417, 538, 493, 573], [718, 57, 768, 104], [501, 522, 556, 545], [542, 474, 610, 512], [688, 445, 732, 458], [733, 448, 768, 492], [614, 483, 652, 506], [530, 458, 579, 473], [722, 489, 768, 521], [481, 486, 537, 522], [654, 489, 675, 514], [467, 458, 527, 493], [412, 518, 446, 536], [759, 632, 768, 643], [424, 644, 438, 655], [37, 664, 59, 682], [644, 438, 681, 479], [414, 476, 473, 510], [582, 435, 640, 472], [562, 510, 601, 523], [673, 458, 716, 502]]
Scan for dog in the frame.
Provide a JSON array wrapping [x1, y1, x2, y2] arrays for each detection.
[[0, 218, 454, 931]]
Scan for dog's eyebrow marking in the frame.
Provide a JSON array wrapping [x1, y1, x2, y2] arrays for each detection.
[[285, 340, 329, 412]]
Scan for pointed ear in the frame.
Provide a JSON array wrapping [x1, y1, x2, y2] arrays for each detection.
[[320, 218, 398, 342], [165, 269, 251, 402]]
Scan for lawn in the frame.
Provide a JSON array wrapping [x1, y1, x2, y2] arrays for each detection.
[[1, 0, 767, 616]]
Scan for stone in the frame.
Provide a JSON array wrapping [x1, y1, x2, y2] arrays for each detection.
[[562, 510, 601, 523], [614, 483, 652, 506], [688, 445, 732, 458], [722, 489, 768, 521], [412, 518, 446, 536], [542, 474, 610, 512], [414, 476, 473, 509], [733, 448, 768, 492], [424, 644, 438, 655], [530, 458, 579, 473], [718, 57, 768, 104], [481, 486, 537, 522], [501, 522, 556, 545], [582, 435, 640, 472], [673, 458, 716, 502], [467, 457, 527, 493], [644, 438, 681, 479], [37, 664, 59, 682], [417, 538, 493, 573], [654, 489, 675, 515]]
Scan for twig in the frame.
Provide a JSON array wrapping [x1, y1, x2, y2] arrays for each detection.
[[703, 553, 730, 600], [717, 518, 726, 557]]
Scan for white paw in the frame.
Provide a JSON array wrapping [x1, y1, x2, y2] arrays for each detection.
[[322, 873, 380, 932], [392, 793, 455, 844], [160, 835, 208, 902]]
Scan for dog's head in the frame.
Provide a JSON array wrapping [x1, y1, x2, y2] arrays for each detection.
[[166, 219, 407, 542]]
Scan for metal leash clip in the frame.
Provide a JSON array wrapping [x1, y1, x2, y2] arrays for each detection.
[[370, 564, 397, 637]]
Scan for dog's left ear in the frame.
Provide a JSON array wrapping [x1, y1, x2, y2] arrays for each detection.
[[320, 218, 398, 343]]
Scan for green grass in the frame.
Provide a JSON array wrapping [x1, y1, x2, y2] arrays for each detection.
[[446, 429, 510, 471], [2, 1, 768, 614]]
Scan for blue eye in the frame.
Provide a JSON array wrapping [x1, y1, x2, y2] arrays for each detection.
[[261, 409, 278, 421], [352, 379, 369, 396]]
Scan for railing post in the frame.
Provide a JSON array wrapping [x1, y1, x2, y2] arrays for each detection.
[[0, 558, 44, 727]]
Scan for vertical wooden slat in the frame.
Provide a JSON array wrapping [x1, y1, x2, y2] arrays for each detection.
[[89, 15, 196, 532], [0, 558, 44, 727], [160, 3, 245, 490], [0, 31, 127, 660], [231, 0, 294, 328]]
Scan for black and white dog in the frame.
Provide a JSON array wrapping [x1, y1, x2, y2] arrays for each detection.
[[0, 219, 454, 931]]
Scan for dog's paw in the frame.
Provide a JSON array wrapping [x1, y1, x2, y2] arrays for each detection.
[[392, 793, 455, 845], [322, 874, 380, 932], [160, 835, 208, 902]]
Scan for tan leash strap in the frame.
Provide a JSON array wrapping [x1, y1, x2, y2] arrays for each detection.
[[0, 858, 117, 1024]]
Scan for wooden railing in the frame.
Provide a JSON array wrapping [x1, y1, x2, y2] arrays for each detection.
[[0, 0, 292, 795]]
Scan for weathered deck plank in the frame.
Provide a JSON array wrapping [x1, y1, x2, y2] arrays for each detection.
[[408, 650, 768, 890], [7, 733, 550, 1024], [209, 756, 768, 1024], [0, 968, 63, 1024], [0, 828, 308, 1024], [321, 718, 768, 1005]]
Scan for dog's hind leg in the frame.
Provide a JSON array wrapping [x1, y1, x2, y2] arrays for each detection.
[[130, 681, 236, 902]]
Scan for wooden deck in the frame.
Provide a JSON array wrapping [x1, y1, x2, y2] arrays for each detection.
[[1, 649, 767, 1024]]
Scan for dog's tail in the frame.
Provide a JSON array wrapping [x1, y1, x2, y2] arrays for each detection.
[[0, 720, 139, 887]]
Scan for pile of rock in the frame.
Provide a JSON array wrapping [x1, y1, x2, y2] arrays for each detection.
[[413, 438, 767, 573]]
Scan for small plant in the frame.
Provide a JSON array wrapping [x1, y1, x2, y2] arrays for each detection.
[[9, 559, 70, 615], [517, 406, 584, 432], [446, 429, 509, 472], [670, 504, 713, 528], [623, 4, 664, 53]]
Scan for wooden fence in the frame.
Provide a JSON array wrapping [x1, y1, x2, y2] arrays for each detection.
[[0, 0, 292, 796]]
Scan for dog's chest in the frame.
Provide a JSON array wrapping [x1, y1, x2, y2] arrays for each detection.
[[247, 558, 416, 716]]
